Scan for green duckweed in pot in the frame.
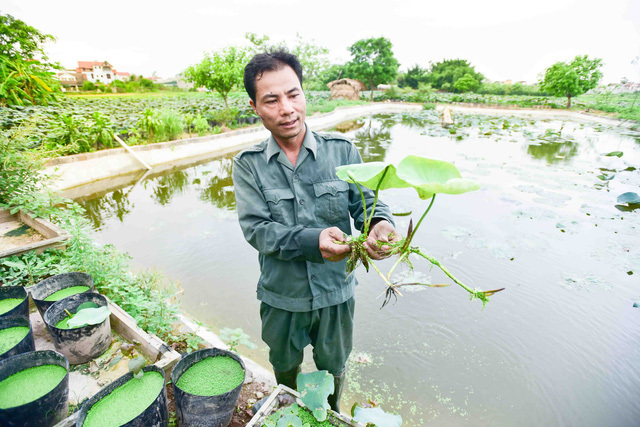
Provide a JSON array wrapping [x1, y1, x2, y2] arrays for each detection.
[[172, 348, 246, 426], [176, 355, 244, 395], [82, 370, 165, 427], [0, 326, 30, 355], [43, 286, 91, 302], [0, 364, 67, 409], [0, 298, 23, 315]]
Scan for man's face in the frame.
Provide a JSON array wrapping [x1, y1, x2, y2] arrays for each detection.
[[250, 65, 306, 146]]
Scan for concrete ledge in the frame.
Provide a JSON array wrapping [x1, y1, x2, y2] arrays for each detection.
[[45, 103, 423, 192]]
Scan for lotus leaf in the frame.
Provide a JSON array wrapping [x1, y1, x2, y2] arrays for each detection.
[[335, 162, 408, 191], [67, 305, 111, 328], [617, 192, 640, 205], [296, 370, 334, 422], [276, 415, 303, 427], [353, 406, 403, 427], [396, 155, 480, 199]]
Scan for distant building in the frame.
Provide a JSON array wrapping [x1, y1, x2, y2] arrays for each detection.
[[74, 61, 132, 84], [155, 74, 194, 90]]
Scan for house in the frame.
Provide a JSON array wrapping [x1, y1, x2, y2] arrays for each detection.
[[55, 70, 85, 91], [327, 78, 367, 100], [75, 61, 127, 84]]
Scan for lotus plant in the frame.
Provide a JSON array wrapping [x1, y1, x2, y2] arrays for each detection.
[[335, 155, 504, 308]]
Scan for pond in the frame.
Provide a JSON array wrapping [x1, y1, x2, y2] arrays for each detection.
[[76, 110, 640, 426]]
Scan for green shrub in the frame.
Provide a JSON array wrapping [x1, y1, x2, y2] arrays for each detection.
[[158, 109, 184, 141], [193, 114, 210, 135], [82, 80, 96, 91]]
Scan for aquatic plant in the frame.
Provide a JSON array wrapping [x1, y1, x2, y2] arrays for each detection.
[[335, 155, 505, 308]]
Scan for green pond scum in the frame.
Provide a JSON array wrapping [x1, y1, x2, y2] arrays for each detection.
[[176, 356, 244, 396], [43, 286, 90, 301], [0, 364, 67, 409], [0, 298, 23, 315], [83, 370, 164, 427], [0, 326, 29, 355]]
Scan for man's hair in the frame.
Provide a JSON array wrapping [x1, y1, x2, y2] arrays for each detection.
[[243, 49, 303, 103]]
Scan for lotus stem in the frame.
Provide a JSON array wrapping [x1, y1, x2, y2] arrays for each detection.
[[410, 195, 436, 244], [365, 166, 389, 235], [348, 172, 368, 233], [412, 249, 475, 295], [368, 259, 394, 288], [386, 251, 408, 280]]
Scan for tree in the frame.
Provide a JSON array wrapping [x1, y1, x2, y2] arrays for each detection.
[[184, 46, 247, 109], [453, 73, 480, 93], [244, 32, 330, 89], [346, 37, 399, 101], [426, 59, 484, 91], [0, 14, 61, 106], [539, 55, 603, 108], [398, 65, 429, 89]]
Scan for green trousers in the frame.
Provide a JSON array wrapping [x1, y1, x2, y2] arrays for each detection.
[[260, 297, 355, 376]]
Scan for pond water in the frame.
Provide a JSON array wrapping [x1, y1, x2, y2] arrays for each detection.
[[77, 110, 640, 426]]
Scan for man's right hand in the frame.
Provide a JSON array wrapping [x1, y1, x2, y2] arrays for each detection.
[[319, 227, 351, 262]]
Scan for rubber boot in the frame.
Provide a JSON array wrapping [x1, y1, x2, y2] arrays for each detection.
[[274, 365, 301, 390], [328, 373, 346, 413]]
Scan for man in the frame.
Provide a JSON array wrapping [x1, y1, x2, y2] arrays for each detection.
[[232, 50, 398, 412]]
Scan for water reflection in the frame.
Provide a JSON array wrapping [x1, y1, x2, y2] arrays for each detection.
[[526, 140, 579, 164], [81, 188, 135, 229], [199, 158, 236, 210], [352, 118, 392, 162], [146, 170, 190, 206]]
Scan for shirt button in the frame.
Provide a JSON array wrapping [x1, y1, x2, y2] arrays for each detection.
[[299, 200, 305, 205], [293, 174, 299, 179], [311, 275, 316, 281]]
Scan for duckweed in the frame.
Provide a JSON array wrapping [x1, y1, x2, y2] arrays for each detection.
[[176, 356, 244, 396], [0, 326, 30, 355], [0, 298, 23, 315], [0, 365, 67, 409], [43, 286, 90, 301], [83, 371, 164, 427]]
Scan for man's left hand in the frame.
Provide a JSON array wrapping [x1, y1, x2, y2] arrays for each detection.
[[364, 219, 400, 260]]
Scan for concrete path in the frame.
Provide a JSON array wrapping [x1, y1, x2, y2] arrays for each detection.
[[46, 102, 423, 192]]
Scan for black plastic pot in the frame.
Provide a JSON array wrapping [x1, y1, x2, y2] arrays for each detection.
[[43, 292, 111, 365], [0, 315, 35, 361], [76, 364, 168, 427], [0, 286, 29, 319], [30, 272, 94, 319], [0, 350, 69, 427], [171, 348, 246, 427]]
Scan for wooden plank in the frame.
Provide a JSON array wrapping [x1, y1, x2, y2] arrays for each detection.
[[106, 297, 180, 373], [0, 209, 70, 258]]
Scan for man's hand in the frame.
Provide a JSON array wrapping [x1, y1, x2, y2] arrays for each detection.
[[319, 227, 351, 262], [364, 220, 400, 260]]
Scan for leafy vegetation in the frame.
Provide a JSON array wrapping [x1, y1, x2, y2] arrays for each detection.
[[0, 124, 200, 352], [0, 14, 61, 106]]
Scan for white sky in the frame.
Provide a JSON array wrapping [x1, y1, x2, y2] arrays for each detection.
[[4, 0, 640, 84]]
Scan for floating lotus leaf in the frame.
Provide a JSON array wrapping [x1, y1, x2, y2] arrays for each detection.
[[335, 162, 408, 191], [396, 155, 480, 199], [617, 192, 640, 205], [353, 406, 403, 427], [297, 370, 334, 422], [67, 305, 111, 328], [605, 151, 623, 157]]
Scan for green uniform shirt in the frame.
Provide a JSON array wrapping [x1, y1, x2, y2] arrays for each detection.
[[232, 125, 394, 312]]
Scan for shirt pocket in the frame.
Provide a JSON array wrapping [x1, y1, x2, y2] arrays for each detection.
[[313, 180, 350, 225], [263, 187, 296, 225]]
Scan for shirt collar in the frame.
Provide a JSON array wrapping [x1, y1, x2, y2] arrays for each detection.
[[265, 123, 317, 162]]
